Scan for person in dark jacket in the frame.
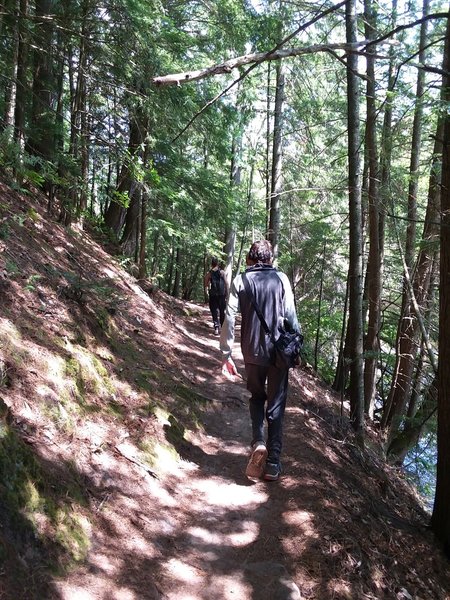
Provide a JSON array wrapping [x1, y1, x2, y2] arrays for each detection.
[[204, 257, 228, 335], [220, 240, 301, 481]]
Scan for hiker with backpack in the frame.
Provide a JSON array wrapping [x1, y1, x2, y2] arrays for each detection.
[[219, 240, 301, 482], [204, 257, 228, 335]]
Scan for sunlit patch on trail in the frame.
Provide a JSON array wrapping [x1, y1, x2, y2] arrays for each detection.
[[283, 510, 317, 538], [187, 521, 260, 547], [165, 558, 204, 583]]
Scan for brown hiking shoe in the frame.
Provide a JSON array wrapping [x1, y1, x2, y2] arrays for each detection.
[[245, 442, 268, 479]]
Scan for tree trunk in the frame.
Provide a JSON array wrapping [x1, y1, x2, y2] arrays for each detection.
[[265, 61, 272, 233], [268, 60, 284, 260], [346, 0, 364, 436], [120, 111, 147, 253], [382, 0, 431, 436], [172, 243, 182, 298], [431, 77, 450, 548], [3, 0, 19, 136], [363, 0, 381, 419], [166, 242, 175, 295], [223, 128, 242, 287], [332, 280, 350, 393], [121, 182, 141, 256], [78, 24, 89, 218], [421, 10, 450, 551], [13, 0, 28, 151], [387, 250, 438, 464], [54, 30, 65, 157], [405, 0, 429, 272], [314, 240, 326, 371], [27, 0, 56, 161], [104, 115, 144, 235], [382, 115, 443, 438], [387, 376, 437, 465], [138, 185, 147, 279]]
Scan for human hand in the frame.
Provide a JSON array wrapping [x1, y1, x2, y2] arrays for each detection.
[[221, 357, 240, 380]]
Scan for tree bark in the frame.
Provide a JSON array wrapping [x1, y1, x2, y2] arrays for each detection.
[[346, 0, 364, 436], [104, 114, 145, 236], [431, 29, 450, 547], [382, 116, 443, 437], [223, 127, 242, 287], [151, 41, 370, 87], [265, 62, 272, 231], [172, 243, 182, 298], [314, 240, 327, 371], [332, 280, 350, 394], [363, 0, 381, 419], [27, 0, 56, 161], [268, 60, 284, 260], [405, 0, 429, 272], [13, 0, 28, 151], [381, 0, 433, 438], [121, 182, 141, 255], [3, 0, 19, 136]]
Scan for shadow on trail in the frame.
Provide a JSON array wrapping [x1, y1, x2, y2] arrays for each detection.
[[123, 308, 438, 599]]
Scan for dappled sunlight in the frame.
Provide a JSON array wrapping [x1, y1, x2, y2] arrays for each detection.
[[163, 559, 252, 599], [173, 338, 215, 360], [93, 344, 115, 362], [186, 476, 268, 509], [0, 317, 21, 344], [2, 183, 449, 600], [283, 509, 317, 538], [45, 354, 68, 388], [187, 521, 261, 547], [192, 436, 246, 457], [165, 559, 204, 584]]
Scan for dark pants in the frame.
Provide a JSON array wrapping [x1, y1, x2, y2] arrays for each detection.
[[209, 294, 226, 328], [245, 363, 289, 464]]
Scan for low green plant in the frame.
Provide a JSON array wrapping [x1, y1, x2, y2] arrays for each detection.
[[0, 220, 10, 240], [5, 259, 19, 276], [25, 273, 42, 292]]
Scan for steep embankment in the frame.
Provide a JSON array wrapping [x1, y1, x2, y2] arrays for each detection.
[[0, 181, 449, 600]]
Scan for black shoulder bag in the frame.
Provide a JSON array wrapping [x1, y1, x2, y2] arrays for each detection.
[[242, 272, 303, 370]]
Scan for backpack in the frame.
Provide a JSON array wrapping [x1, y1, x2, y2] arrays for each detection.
[[209, 269, 225, 296]]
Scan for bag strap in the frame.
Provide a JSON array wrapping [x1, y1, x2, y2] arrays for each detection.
[[242, 272, 273, 339]]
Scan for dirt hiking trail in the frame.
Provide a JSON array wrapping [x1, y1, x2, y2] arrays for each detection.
[[1, 182, 450, 600]]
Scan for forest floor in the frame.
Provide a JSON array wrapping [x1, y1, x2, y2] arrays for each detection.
[[1, 181, 450, 600]]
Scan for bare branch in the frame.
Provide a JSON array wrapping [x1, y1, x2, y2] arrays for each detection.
[[152, 41, 369, 87], [153, 10, 449, 88], [169, 0, 349, 140], [154, 0, 347, 87], [364, 12, 449, 49]]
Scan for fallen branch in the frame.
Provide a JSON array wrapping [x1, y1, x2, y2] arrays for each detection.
[[152, 41, 370, 87]]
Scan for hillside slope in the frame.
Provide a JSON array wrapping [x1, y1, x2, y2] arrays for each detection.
[[0, 182, 449, 600]]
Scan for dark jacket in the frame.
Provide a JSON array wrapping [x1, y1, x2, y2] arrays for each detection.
[[220, 264, 300, 366]]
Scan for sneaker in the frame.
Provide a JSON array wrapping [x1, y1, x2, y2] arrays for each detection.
[[245, 442, 268, 479], [214, 326, 220, 335], [263, 461, 282, 481]]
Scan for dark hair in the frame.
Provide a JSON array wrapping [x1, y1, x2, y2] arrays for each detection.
[[211, 257, 219, 267], [247, 240, 273, 264]]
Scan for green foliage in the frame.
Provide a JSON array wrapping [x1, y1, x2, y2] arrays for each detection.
[[25, 274, 42, 292], [111, 190, 130, 209], [5, 259, 19, 276], [0, 219, 10, 240]]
